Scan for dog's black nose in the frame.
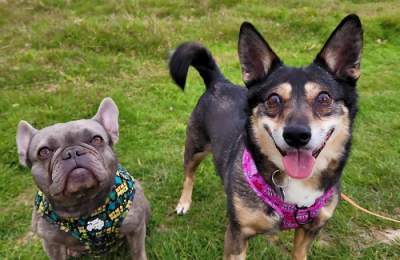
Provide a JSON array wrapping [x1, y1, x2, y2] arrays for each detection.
[[62, 147, 87, 160], [283, 125, 311, 148]]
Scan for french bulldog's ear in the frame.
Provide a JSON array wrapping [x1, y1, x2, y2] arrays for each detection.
[[238, 22, 282, 87], [93, 97, 119, 144], [314, 14, 363, 82], [16, 120, 37, 167]]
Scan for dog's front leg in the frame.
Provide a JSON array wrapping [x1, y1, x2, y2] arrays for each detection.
[[224, 223, 249, 260], [292, 228, 319, 260], [42, 240, 67, 260], [126, 223, 147, 260]]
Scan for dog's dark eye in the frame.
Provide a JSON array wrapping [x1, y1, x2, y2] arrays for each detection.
[[91, 136, 103, 146], [314, 92, 333, 117], [265, 94, 282, 116], [316, 92, 332, 106], [38, 147, 51, 160]]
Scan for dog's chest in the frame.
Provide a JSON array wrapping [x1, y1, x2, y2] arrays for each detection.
[[34, 165, 136, 255], [283, 179, 323, 207]]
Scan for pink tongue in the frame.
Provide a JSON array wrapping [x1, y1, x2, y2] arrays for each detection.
[[282, 150, 315, 179]]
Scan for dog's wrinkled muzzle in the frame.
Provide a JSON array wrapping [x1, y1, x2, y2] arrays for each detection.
[[49, 144, 107, 198]]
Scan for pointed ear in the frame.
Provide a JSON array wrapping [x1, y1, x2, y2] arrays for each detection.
[[238, 22, 282, 86], [16, 120, 37, 167], [315, 14, 363, 81], [93, 97, 119, 144]]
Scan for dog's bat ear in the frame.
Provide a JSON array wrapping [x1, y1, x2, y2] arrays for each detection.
[[93, 97, 119, 145], [238, 22, 282, 87], [16, 120, 37, 167], [314, 14, 363, 82]]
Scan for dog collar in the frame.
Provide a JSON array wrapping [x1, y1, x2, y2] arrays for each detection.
[[242, 148, 335, 229], [34, 164, 135, 255]]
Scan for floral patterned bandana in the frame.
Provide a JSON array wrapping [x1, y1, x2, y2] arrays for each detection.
[[34, 164, 135, 255]]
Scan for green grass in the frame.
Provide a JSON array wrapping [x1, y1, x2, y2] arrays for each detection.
[[1, 0, 400, 259]]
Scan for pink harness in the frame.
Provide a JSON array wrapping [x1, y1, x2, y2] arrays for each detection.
[[242, 148, 336, 229]]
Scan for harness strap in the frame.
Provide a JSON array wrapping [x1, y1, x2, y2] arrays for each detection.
[[242, 148, 335, 229]]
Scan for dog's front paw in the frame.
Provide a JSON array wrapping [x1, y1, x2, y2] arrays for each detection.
[[175, 201, 191, 215]]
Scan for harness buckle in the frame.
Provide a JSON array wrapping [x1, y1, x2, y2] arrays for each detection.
[[294, 206, 312, 225]]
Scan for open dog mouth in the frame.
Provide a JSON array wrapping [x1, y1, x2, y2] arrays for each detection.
[[266, 126, 335, 179]]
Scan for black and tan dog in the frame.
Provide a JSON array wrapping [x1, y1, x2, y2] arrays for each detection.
[[169, 15, 363, 259]]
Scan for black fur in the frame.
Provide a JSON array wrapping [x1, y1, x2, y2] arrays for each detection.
[[169, 42, 224, 90], [170, 14, 363, 258]]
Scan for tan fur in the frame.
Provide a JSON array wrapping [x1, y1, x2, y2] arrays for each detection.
[[317, 193, 339, 226], [243, 50, 276, 83], [250, 83, 293, 170], [321, 51, 361, 80], [292, 193, 339, 260], [274, 83, 292, 101], [321, 50, 337, 74], [250, 108, 284, 169], [224, 223, 249, 260], [251, 81, 350, 193], [347, 64, 361, 79], [233, 195, 278, 236], [224, 240, 247, 260], [311, 104, 350, 175], [177, 148, 210, 213], [304, 82, 323, 102], [292, 228, 313, 260]]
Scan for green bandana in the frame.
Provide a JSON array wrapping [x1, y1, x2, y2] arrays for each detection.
[[34, 164, 135, 255]]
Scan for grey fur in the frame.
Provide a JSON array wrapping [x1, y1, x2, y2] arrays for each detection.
[[17, 97, 150, 259]]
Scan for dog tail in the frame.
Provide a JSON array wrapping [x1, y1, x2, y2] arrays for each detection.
[[169, 42, 224, 90]]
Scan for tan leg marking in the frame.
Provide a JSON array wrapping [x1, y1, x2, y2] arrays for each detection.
[[223, 224, 248, 260], [292, 228, 316, 260], [176, 149, 210, 214], [233, 195, 278, 236], [317, 193, 339, 226], [292, 194, 339, 260], [223, 196, 279, 260], [224, 238, 248, 260]]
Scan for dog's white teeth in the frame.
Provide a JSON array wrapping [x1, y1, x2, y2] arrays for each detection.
[[176, 202, 191, 215]]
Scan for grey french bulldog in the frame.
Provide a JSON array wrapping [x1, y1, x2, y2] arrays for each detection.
[[16, 97, 150, 259]]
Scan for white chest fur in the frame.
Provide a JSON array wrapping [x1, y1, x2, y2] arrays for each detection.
[[283, 178, 323, 207]]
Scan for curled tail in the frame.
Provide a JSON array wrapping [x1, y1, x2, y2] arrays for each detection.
[[169, 42, 223, 90]]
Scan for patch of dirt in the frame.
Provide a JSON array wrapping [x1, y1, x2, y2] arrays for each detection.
[[156, 224, 170, 233], [371, 229, 400, 245], [16, 187, 35, 207], [264, 234, 290, 256], [16, 231, 39, 246], [316, 231, 334, 248], [44, 84, 60, 93], [347, 226, 400, 250], [0, 187, 35, 214]]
